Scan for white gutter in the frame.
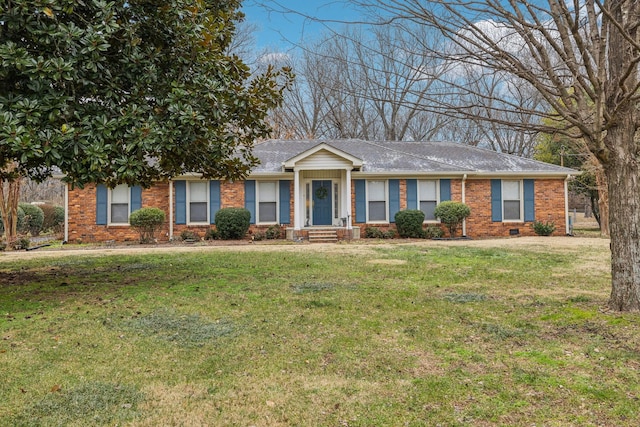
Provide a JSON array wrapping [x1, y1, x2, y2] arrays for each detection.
[[64, 184, 69, 243], [169, 180, 174, 240], [461, 174, 467, 236]]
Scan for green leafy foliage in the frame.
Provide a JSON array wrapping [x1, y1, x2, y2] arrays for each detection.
[[129, 207, 165, 243], [433, 201, 471, 237], [532, 220, 556, 236], [394, 209, 426, 238], [18, 203, 44, 236], [39, 204, 64, 233], [205, 228, 220, 240], [215, 207, 251, 240], [0, 206, 25, 234], [364, 226, 396, 239], [0, 1, 291, 186]]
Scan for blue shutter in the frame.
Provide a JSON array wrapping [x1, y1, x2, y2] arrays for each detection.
[[389, 179, 400, 223], [440, 179, 451, 202], [175, 180, 186, 225], [130, 186, 142, 212], [491, 179, 502, 222], [210, 181, 221, 224], [279, 180, 291, 224], [96, 184, 107, 225], [406, 179, 417, 210], [245, 180, 256, 224], [524, 179, 535, 222], [355, 179, 366, 223]]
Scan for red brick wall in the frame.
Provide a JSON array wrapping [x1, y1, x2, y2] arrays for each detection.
[[464, 178, 566, 238], [68, 177, 566, 242]]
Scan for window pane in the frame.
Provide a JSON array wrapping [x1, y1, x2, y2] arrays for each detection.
[[111, 204, 129, 223], [368, 181, 385, 201], [419, 180, 437, 201], [259, 182, 277, 203], [420, 201, 437, 221], [369, 201, 386, 221], [504, 200, 521, 220], [111, 184, 129, 204], [190, 181, 207, 202], [259, 202, 277, 222], [190, 202, 207, 222], [503, 181, 520, 200]]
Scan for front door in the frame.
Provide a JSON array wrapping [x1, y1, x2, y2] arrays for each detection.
[[312, 180, 332, 225]]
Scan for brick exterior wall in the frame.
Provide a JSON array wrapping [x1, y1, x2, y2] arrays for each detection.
[[67, 177, 566, 242]]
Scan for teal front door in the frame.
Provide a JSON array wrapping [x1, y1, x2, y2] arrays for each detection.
[[312, 180, 332, 225]]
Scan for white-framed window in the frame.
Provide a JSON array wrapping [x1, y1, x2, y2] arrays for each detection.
[[502, 180, 522, 221], [109, 184, 130, 224], [257, 181, 278, 223], [367, 180, 388, 222], [188, 181, 209, 224], [418, 180, 439, 221]]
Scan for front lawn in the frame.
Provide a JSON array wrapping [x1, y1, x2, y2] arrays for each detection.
[[1, 240, 635, 426]]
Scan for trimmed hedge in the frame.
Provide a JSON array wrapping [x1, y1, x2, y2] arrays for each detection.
[[395, 209, 426, 238], [129, 207, 165, 243], [215, 208, 251, 240], [434, 201, 471, 238], [19, 203, 44, 236]]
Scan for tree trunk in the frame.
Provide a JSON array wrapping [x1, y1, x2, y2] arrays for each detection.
[[0, 176, 22, 247], [606, 125, 640, 311], [594, 163, 609, 236]]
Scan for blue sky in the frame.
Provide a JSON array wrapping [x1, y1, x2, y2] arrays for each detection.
[[241, 1, 364, 51]]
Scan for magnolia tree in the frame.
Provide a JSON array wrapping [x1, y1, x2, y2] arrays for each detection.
[[0, 0, 291, 245]]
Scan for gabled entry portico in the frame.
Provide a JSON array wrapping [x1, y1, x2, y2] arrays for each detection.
[[282, 143, 363, 231]]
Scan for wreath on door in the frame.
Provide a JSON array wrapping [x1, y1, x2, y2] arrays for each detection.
[[315, 186, 328, 200]]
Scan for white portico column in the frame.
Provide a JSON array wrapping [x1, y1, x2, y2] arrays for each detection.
[[294, 168, 302, 230], [345, 167, 352, 229]]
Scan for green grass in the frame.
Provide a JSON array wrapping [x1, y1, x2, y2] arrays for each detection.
[[1, 241, 636, 426]]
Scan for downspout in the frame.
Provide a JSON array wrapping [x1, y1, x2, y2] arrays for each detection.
[[564, 174, 571, 235], [169, 180, 174, 240], [64, 183, 69, 243], [461, 174, 467, 237]]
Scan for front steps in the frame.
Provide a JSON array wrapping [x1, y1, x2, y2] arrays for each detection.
[[308, 229, 339, 243]]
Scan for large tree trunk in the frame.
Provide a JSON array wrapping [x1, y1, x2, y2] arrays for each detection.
[[606, 123, 640, 311], [0, 176, 22, 247]]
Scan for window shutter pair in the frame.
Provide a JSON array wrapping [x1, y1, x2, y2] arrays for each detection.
[[95, 184, 142, 225], [406, 179, 451, 209], [244, 180, 291, 225], [490, 179, 535, 222], [174, 181, 221, 225]]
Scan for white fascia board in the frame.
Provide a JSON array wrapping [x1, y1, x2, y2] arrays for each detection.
[[283, 143, 364, 168]]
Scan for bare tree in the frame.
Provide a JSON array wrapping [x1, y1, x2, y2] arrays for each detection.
[[344, 0, 640, 311]]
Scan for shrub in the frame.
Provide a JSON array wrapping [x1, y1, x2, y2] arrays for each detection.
[[434, 201, 471, 238], [532, 220, 556, 236], [424, 225, 444, 239], [11, 236, 30, 250], [205, 228, 220, 240], [129, 207, 165, 243], [40, 204, 65, 233], [215, 208, 251, 240], [180, 230, 200, 241], [252, 231, 266, 241], [266, 224, 282, 240], [395, 209, 426, 238], [18, 203, 44, 236], [364, 227, 395, 239]]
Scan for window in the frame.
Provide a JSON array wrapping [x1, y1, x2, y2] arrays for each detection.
[[257, 181, 277, 223], [189, 181, 208, 223], [368, 180, 387, 222], [110, 184, 129, 224], [418, 180, 438, 221], [503, 180, 522, 221]]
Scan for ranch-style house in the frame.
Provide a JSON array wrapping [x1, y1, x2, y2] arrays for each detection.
[[62, 139, 577, 242]]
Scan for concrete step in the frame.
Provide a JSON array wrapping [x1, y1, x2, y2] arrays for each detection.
[[308, 230, 339, 243]]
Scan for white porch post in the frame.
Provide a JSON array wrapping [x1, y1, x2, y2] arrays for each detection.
[[294, 168, 302, 230], [345, 167, 352, 229]]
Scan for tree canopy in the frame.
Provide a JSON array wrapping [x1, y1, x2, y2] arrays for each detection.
[[0, 0, 291, 188]]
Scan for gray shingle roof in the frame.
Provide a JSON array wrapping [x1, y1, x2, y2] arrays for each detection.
[[251, 139, 576, 175]]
